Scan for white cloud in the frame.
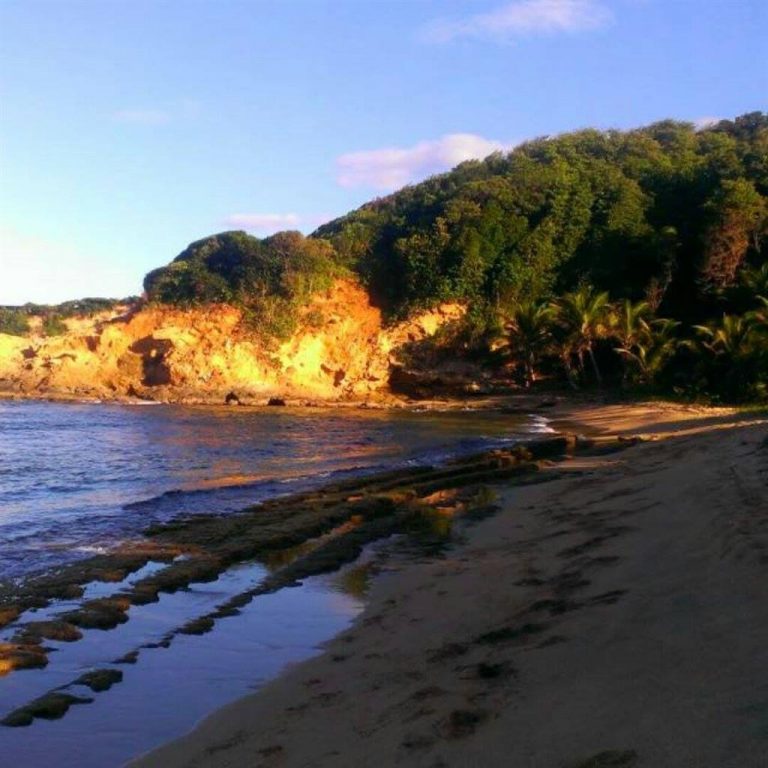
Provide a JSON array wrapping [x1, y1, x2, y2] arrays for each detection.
[[222, 213, 302, 234], [336, 133, 511, 191], [222, 212, 335, 235], [423, 0, 612, 43], [112, 108, 171, 125], [693, 116, 722, 131]]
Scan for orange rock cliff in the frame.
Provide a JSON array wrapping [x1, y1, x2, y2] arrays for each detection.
[[0, 281, 465, 404]]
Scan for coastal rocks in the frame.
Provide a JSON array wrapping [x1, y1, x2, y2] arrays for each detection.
[[62, 596, 131, 630], [267, 397, 286, 406], [126, 556, 223, 605], [129, 336, 174, 386], [13, 619, 83, 643], [1, 691, 94, 727], [0, 643, 48, 675], [0, 606, 20, 629], [114, 650, 139, 665], [525, 436, 569, 459], [178, 617, 215, 635], [0, 436, 560, 715], [74, 668, 123, 692], [388, 366, 497, 400]]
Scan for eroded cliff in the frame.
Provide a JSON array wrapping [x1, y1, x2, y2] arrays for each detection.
[[0, 281, 465, 403]]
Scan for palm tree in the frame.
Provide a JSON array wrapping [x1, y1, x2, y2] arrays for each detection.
[[504, 301, 555, 388], [740, 263, 768, 297], [692, 312, 766, 400], [747, 295, 768, 329], [610, 299, 653, 348], [554, 286, 612, 387], [616, 319, 680, 386], [609, 299, 654, 385], [694, 313, 758, 358]]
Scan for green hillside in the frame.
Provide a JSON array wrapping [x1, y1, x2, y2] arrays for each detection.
[[317, 112, 767, 319], [144, 113, 768, 401]]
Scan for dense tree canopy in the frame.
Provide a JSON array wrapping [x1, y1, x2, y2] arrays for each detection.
[[143, 230, 342, 339], [316, 112, 768, 322], [142, 113, 767, 399]]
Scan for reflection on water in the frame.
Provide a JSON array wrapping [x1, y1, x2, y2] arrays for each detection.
[[0, 567, 364, 768], [0, 400, 542, 581], [0, 400, 542, 766]]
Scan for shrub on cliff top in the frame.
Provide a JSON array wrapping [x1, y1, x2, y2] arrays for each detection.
[[0, 309, 29, 337], [143, 230, 344, 340], [42, 314, 68, 337]]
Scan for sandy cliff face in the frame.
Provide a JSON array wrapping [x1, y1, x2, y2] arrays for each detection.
[[0, 281, 464, 403]]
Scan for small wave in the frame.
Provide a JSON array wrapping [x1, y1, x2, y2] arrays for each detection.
[[123, 477, 289, 511], [124, 462, 392, 512], [73, 544, 110, 554], [527, 415, 556, 434], [2, 402, 548, 581]]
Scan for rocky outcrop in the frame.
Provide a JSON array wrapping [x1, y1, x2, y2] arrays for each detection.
[[0, 280, 466, 403]]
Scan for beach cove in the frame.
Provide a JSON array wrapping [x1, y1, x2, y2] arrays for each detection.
[[0, 398, 549, 765], [133, 402, 768, 768], [1, 400, 765, 767]]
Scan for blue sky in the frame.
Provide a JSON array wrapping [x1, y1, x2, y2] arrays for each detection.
[[1, 0, 766, 304]]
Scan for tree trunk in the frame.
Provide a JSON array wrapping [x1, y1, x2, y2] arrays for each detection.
[[525, 356, 534, 389], [562, 354, 580, 390], [588, 345, 603, 386]]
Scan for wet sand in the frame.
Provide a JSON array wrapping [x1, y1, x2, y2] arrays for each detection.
[[133, 402, 768, 768]]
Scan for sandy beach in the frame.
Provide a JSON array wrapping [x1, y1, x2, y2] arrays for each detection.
[[129, 402, 768, 768]]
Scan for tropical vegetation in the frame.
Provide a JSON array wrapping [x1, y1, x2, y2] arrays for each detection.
[[495, 275, 766, 402], [143, 230, 343, 340], [139, 112, 767, 401], [0, 298, 133, 338]]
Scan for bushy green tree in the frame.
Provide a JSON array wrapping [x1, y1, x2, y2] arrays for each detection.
[[0, 309, 29, 336], [139, 112, 768, 399], [144, 230, 343, 340], [503, 301, 555, 388], [42, 315, 67, 336], [553, 286, 612, 387], [316, 112, 767, 326]]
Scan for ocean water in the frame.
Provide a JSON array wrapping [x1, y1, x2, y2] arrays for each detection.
[[0, 561, 367, 767], [0, 400, 547, 583], [0, 400, 549, 766]]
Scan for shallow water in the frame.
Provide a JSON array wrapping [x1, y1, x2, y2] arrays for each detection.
[[0, 564, 365, 768], [0, 399, 547, 766], [0, 400, 545, 581]]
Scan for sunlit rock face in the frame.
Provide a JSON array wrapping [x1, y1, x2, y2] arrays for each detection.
[[0, 280, 465, 403]]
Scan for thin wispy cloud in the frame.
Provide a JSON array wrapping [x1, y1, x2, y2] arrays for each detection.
[[221, 212, 332, 235], [223, 213, 301, 233], [693, 116, 722, 130], [112, 108, 171, 125], [423, 0, 612, 44], [336, 133, 511, 191], [112, 100, 200, 126]]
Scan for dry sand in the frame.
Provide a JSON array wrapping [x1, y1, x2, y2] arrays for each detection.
[[132, 402, 768, 768]]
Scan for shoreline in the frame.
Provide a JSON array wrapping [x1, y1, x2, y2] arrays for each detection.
[[0, 414, 570, 737], [2, 386, 753, 420], [1, 400, 765, 766], [0, 386, 548, 410], [131, 402, 768, 768]]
